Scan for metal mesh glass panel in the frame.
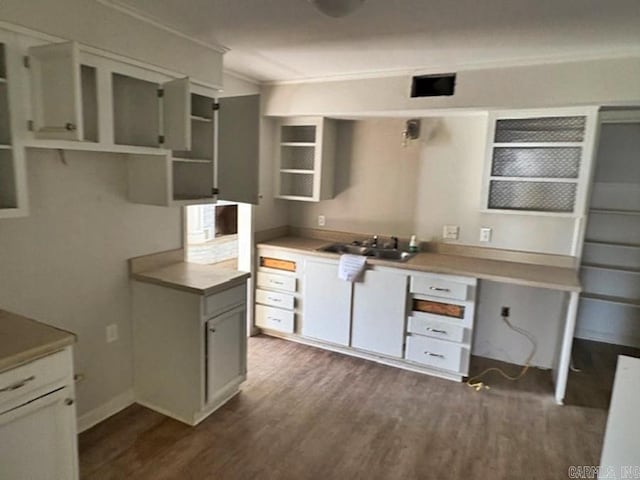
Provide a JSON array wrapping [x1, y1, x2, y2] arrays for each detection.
[[280, 172, 314, 198], [488, 180, 576, 212], [280, 146, 315, 170], [492, 147, 581, 178], [281, 125, 316, 143], [495, 116, 586, 143]]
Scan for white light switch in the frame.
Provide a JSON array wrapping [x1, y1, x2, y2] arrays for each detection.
[[480, 227, 492, 242], [443, 225, 459, 240], [318, 215, 326, 227]]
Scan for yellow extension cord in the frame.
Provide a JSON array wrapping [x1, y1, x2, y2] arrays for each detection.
[[466, 315, 538, 392]]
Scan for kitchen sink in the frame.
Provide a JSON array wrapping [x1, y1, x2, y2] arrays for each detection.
[[318, 243, 416, 262]]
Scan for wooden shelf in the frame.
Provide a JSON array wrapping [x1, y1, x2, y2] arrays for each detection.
[[493, 142, 584, 148], [191, 115, 212, 123], [489, 176, 578, 183], [590, 208, 640, 216], [280, 169, 314, 174], [581, 263, 640, 274], [581, 293, 640, 308], [584, 239, 640, 249], [173, 157, 212, 164], [280, 142, 315, 147]]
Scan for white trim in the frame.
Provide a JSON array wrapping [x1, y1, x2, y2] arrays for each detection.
[[96, 0, 228, 54], [599, 110, 640, 124], [574, 328, 640, 349], [264, 51, 640, 86], [77, 388, 135, 433], [223, 68, 261, 86]]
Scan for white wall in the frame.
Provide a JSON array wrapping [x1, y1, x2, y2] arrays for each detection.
[[263, 56, 640, 116], [0, 150, 181, 416]]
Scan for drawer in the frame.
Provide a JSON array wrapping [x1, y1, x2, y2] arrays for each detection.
[[204, 284, 246, 318], [256, 289, 295, 310], [405, 335, 466, 373], [255, 304, 295, 333], [410, 274, 469, 301], [257, 272, 296, 293], [0, 349, 72, 411], [407, 316, 467, 343]]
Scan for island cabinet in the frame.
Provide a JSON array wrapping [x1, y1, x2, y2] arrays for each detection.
[[132, 279, 248, 426]]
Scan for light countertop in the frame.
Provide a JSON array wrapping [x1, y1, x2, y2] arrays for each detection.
[[131, 261, 250, 296], [259, 236, 581, 292], [0, 309, 75, 373]]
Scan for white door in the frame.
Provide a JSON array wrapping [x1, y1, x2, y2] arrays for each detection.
[[162, 77, 191, 151], [303, 259, 352, 346], [206, 305, 247, 404], [352, 268, 408, 358], [217, 94, 260, 204], [0, 386, 78, 480], [29, 41, 83, 141]]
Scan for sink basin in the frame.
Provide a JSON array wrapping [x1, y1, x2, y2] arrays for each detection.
[[318, 243, 416, 262], [319, 243, 376, 256]]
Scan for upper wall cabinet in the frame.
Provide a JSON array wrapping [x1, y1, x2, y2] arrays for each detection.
[[28, 41, 83, 141], [275, 117, 336, 202], [481, 108, 598, 217], [0, 34, 28, 218]]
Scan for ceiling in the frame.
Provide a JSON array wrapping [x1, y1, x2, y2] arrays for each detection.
[[105, 0, 640, 83]]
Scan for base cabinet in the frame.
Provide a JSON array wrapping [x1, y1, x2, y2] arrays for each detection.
[[133, 279, 247, 425], [351, 268, 408, 358]]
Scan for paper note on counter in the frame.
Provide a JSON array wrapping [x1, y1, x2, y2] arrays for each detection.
[[338, 254, 367, 282]]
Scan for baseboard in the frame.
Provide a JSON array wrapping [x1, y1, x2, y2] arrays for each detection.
[[77, 388, 135, 433]]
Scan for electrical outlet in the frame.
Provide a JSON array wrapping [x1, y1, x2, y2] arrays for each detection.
[[106, 324, 118, 343], [480, 227, 492, 242], [442, 225, 459, 240], [318, 215, 326, 227], [501, 306, 510, 318]]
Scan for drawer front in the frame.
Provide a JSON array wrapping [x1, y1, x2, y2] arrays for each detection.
[[407, 316, 467, 343], [405, 335, 465, 373], [257, 272, 296, 293], [255, 304, 295, 333], [256, 289, 295, 310], [204, 284, 246, 318], [410, 275, 469, 301], [0, 349, 72, 411]]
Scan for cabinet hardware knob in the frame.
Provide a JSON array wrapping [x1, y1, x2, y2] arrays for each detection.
[[429, 287, 451, 292], [0, 375, 35, 392], [424, 351, 445, 358], [65, 123, 77, 131], [65, 398, 75, 406]]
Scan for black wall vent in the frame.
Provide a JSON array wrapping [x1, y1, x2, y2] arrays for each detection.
[[410, 73, 456, 98]]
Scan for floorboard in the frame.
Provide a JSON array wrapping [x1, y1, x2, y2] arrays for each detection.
[[79, 336, 639, 480]]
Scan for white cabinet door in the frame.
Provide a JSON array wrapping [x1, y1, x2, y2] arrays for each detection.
[[162, 77, 191, 151], [217, 94, 260, 204], [0, 386, 78, 480], [302, 259, 352, 346], [352, 269, 408, 358], [206, 305, 247, 403], [29, 41, 83, 141]]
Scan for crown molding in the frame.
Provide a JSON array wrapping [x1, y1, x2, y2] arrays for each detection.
[[262, 49, 640, 86], [96, 0, 229, 54]]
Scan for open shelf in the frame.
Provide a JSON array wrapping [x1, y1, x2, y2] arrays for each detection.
[[580, 293, 640, 308], [590, 208, 640, 216], [173, 157, 212, 164]]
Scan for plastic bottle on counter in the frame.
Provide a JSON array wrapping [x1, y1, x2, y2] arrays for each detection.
[[409, 235, 419, 253]]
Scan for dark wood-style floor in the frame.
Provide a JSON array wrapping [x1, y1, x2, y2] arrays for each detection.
[[79, 336, 639, 480]]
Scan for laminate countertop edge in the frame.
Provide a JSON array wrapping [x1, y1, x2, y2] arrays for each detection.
[[0, 310, 76, 373], [131, 262, 251, 296], [258, 237, 582, 293]]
